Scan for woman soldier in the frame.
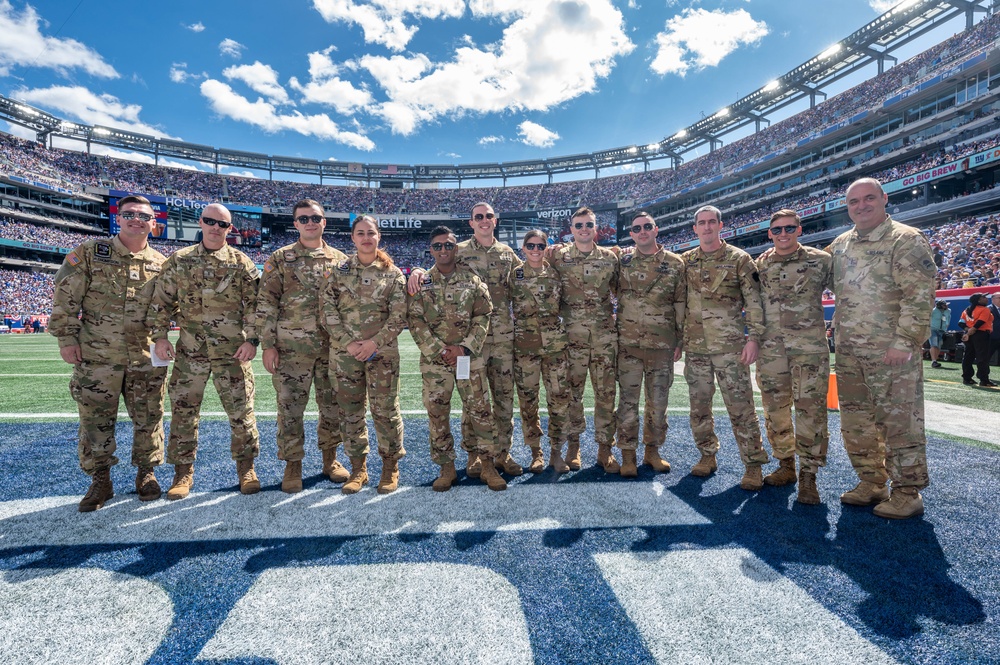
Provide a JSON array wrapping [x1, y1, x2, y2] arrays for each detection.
[[511, 229, 573, 473], [321, 215, 408, 494]]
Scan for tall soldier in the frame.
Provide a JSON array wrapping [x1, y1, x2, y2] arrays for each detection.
[[683, 205, 769, 490], [616, 212, 685, 477], [830, 177, 936, 519], [148, 203, 262, 498], [256, 199, 348, 493], [755, 209, 832, 504], [50, 195, 168, 511], [407, 226, 507, 492]]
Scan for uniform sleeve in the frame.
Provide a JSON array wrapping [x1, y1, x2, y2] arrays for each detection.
[[321, 271, 353, 349], [738, 253, 765, 342], [820, 251, 833, 293], [48, 244, 91, 347], [461, 279, 494, 355], [371, 271, 407, 350], [241, 260, 260, 341], [146, 255, 180, 341], [890, 234, 936, 352], [406, 292, 446, 359], [609, 252, 621, 297], [255, 254, 283, 350], [672, 262, 687, 346]]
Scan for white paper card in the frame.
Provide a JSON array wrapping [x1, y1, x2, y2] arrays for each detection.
[[456, 355, 470, 380], [150, 343, 171, 367]]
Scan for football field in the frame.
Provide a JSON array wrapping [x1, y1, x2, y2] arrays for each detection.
[[0, 333, 998, 664]]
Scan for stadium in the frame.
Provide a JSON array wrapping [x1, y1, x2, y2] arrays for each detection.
[[1, 0, 1000, 663]]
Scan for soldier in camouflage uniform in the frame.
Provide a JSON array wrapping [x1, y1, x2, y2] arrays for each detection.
[[551, 207, 621, 473], [50, 195, 168, 511], [616, 212, 686, 478], [755, 209, 832, 505], [830, 178, 936, 519], [407, 226, 507, 492], [256, 199, 348, 494], [682, 205, 769, 490], [322, 215, 407, 495], [511, 230, 572, 474], [148, 203, 262, 499]]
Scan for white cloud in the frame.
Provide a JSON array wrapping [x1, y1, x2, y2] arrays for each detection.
[[223, 61, 292, 105], [311, 0, 466, 51], [869, 1, 901, 13], [651, 8, 768, 76], [518, 120, 559, 148], [186, 21, 206, 32], [169, 62, 205, 84], [287, 47, 373, 114], [478, 135, 504, 145], [0, 0, 117, 78], [200, 79, 375, 151], [219, 38, 245, 58], [13, 85, 175, 138], [443, 151, 461, 158]]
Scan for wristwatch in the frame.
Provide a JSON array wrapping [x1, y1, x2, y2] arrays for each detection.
[[248, 337, 260, 347]]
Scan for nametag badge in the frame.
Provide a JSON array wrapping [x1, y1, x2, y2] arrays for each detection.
[[456, 355, 471, 380], [150, 343, 171, 368]]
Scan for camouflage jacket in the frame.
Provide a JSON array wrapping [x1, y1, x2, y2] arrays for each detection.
[[456, 236, 521, 340], [147, 243, 259, 359], [682, 241, 764, 354], [510, 261, 568, 355], [617, 246, 686, 351], [551, 243, 619, 333], [407, 266, 493, 360], [829, 216, 935, 353], [256, 240, 347, 356], [49, 236, 165, 365], [322, 254, 407, 356], [756, 244, 832, 355]]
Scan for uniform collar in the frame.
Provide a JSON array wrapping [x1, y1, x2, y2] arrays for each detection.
[[850, 215, 892, 241]]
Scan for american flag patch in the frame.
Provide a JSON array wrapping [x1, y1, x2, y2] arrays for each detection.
[[263, 261, 275, 273], [67, 253, 81, 266]]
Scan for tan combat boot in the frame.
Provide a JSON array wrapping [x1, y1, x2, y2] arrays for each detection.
[[797, 470, 820, 505], [620, 449, 638, 478], [495, 450, 524, 476], [597, 444, 621, 474], [237, 459, 261, 495], [873, 487, 924, 519], [433, 462, 458, 492], [478, 456, 508, 491], [166, 464, 194, 500], [322, 448, 350, 483], [643, 446, 671, 473], [840, 480, 889, 506], [136, 466, 161, 502], [550, 445, 570, 474], [466, 452, 482, 478], [690, 453, 717, 477], [282, 460, 303, 494], [566, 439, 582, 471], [764, 457, 797, 487], [740, 464, 764, 491], [342, 456, 368, 495], [527, 448, 545, 474], [377, 457, 400, 494], [79, 468, 113, 512]]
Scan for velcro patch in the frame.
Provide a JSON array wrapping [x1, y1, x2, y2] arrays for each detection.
[[263, 262, 276, 273], [515, 268, 524, 280], [284, 251, 298, 262], [67, 253, 81, 266], [95, 243, 112, 258], [338, 260, 351, 272]]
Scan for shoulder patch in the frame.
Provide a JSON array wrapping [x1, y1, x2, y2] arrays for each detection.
[[263, 261, 276, 274], [67, 252, 82, 266], [515, 268, 524, 280], [283, 250, 298, 262], [620, 254, 633, 266], [422, 276, 433, 286], [95, 243, 112, 258], [338, 260, 351, 272], [656, 263, 671, 274]]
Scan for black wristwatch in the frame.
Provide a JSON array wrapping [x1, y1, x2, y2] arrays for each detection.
[[248, 337, 260, 347]]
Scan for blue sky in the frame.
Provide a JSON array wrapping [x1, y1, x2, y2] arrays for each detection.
[[0, 0, 975, 179]]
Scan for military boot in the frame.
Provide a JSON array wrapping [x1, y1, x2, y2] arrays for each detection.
[[322, 448, 350, 483], [643, 445, 671, 473], [136, 466, 161, 502], [166, 464, 194, 500], [840, 480, 889, 506], [690, 453, 717, 477], [566, 439, 582, 470], [282, 460, 303, 494], [620, 449, 638, 478], [873, 487, 924, 519], [527, 447, 545, 474], [377, 456, 400, 495], [764, 457, 797, 487], [478, 456, 508, 491], [237, 459, 260, 495], [740, 464, 764, 491], [432, 462, 457, 492], [342, 456, 368, 495], [797, 470, 820, 505], [79, 468, 113, 512], [495, 450, 523, 476], [597, 444, 621, 474], [550, 445, 570, 474], [465, 452, 482, 478]]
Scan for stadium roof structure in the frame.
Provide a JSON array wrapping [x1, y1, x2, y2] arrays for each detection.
[[0, 0, 993, 187]]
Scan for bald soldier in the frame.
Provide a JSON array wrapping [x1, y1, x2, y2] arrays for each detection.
[[829, 177, 936, 519], [148, 203, 262, 498], [50, 195, 168, 511]]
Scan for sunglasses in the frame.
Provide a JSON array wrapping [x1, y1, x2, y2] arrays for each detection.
[[574, 222, 595, 229], [473, 212, 496, 221], [770, 225, 799, 235], [631, 222, 655, 233], [119, 211, 154, 222], [295, 215, 324, 225], [202, 216, 232, 229], [431, 241, 456, 251], [524, 242, 546, 251]]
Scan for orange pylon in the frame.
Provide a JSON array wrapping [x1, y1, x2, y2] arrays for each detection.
[[827, 372, 839, 410]]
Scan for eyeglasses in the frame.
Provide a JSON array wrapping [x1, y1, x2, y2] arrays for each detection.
[[202, 216, 232, 229], [524, 242, 546, 251], [295, 215, 324, 225], [770, 225, 799, 235], [473, 212, 496, 221], [630, 222, 655, 233], [431, 241, 456, 251], [119, 211, 154, 222], [574, 222, 595, 229]]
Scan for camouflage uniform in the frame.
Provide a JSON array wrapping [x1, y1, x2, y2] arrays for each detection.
[[256, 240, 346, 462], [455, 238, 520, 454], [551, 244, 620, 446], [616, 247, 686, 451], [682, 242, 768, 465], [755, 245, 832, 471], [322, 254, 407, 460], [49, 236, 167, 474], [510, 262, 571, 448], [829, 216, 935, 489], [407, 266, 498, 465], [147, 243, 260, 465]]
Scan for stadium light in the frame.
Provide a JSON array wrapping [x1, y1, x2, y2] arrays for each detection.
[[820, 44, 842, 59], [893, 0, 920, 14], [714, 108, 730, 119], [93, 127, 110, 136], [764, 80, 780, 92], [628, 146, 638, 154], [646, 143, 659, 151], [674, 130, 687, 139]]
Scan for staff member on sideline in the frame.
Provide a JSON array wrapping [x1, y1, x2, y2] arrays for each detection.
[[960, 293, 995, 387]]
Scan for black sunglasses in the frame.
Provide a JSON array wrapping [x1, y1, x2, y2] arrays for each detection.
[[574, 221, 595, 229], [524, 242, 546, 251], [202, 216, 232, 229], [473, 212, 496, 221], [431, 241, 456, 251], [770, 225, 799, 235], [295, 215, 324, 225], [631, 222, 655, 233], [119, 211, 155, 222]]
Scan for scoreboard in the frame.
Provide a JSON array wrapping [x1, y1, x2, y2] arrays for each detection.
[[109, 190, 263, 247]]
